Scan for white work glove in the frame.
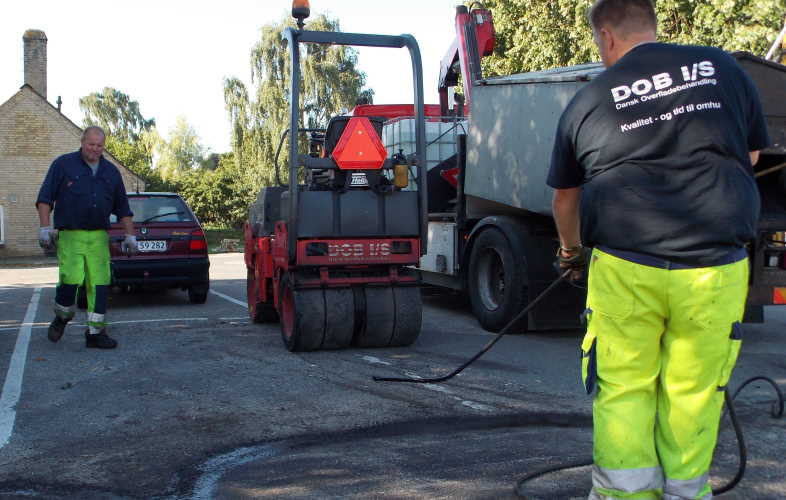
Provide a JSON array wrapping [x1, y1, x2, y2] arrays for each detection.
[[39, 226, 57, 249], [121, 234, 139, 256]]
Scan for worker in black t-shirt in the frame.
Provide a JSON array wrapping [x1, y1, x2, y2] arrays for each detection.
[[547, 0, 770, 498]]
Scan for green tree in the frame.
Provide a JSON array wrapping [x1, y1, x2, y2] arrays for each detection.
[[153, 116, 209, 181], [178, 153, 254, 227], [224, 13, 373, 193], [79, 87, 155, 142], [482, 0, 786, 76]]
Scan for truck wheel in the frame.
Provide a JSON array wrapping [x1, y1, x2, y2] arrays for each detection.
[[468, 228, 528, 332], [323, 288, 355, 349], [247, 269, 278, 323], [353, 287, 395, 347], [389, 286, 422, 347], [279, 275, 324, 352]]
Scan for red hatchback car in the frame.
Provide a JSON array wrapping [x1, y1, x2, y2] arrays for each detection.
[[108, 192, 210, 303]]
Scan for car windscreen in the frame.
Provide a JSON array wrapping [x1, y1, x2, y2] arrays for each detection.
[[111, 196, 193, 223]]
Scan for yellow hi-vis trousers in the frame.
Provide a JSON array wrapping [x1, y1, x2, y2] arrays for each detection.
[[55, 230, 111, 334], [582, 248, 748, 500]]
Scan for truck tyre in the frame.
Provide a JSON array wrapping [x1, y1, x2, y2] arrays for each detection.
[[468, 227, 528, 332], [247, 269, 278, 323], [279, 274, 324, 352]]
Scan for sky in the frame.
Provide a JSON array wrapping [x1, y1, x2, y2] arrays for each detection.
[[1, 0, 462, 154]]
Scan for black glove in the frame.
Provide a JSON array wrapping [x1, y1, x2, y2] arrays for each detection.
[[555, 245, 591, 282]]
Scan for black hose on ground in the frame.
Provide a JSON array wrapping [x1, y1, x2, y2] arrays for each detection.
[[372, 269, 571, 384], [370, 268, 784, 497], [514, 378, 784, 499]]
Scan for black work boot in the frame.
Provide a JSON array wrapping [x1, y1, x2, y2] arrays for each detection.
[[47, 316, 70, 342], [85, 329, 118, 349]]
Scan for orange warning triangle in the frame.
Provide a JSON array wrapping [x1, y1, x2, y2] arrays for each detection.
[[332, 117, 387, 170]]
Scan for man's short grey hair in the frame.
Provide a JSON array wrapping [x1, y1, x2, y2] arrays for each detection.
[[81, 126, 106, 141], [588, 0, 657, 36]]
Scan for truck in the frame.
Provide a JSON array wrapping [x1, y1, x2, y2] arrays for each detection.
[[388, 5, 786, 333]]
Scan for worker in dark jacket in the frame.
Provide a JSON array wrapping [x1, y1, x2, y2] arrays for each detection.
[[547, 0, 769, 498], [36, 126, 139, 349]]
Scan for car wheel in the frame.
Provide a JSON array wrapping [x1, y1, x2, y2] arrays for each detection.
[[188, 284, 209, 304]]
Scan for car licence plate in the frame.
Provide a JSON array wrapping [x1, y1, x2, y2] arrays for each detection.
[[138, 240, 167, 252]]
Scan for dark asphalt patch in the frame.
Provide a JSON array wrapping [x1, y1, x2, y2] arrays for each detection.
[[177, 411, 594, 500]]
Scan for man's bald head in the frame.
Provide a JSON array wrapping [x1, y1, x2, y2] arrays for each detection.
[[81, 126, 106, 142], [589, 0, 657, 40], [80, 126, 106, 165]]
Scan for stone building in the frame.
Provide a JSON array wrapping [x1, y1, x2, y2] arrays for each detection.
[[0, 30, 145, 258]]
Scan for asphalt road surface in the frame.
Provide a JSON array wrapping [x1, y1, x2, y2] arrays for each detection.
[[0, 253, 784, 499]]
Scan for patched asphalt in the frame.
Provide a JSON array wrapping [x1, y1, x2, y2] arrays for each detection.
[[0, 253, 784, 499]]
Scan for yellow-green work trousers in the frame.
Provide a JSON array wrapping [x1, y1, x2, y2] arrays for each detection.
[[582, 248, 748, 500], [54, 229, 111, 334]]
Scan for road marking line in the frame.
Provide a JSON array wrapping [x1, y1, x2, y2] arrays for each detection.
[[108, 318, 208, 325], [0, 325, 50, 332], [210, 290, 247, 308], [375, 369, 495, 413], [460, 400, 494, 412], [423, 383, 454, 395], [0, 317, 211, 332], [0, 287, 41, 448], [361, 355, 392, 366]]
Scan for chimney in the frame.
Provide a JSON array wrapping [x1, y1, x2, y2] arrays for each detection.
[[23, 29, 47, 98]]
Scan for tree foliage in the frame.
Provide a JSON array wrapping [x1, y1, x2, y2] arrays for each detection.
[[153, 116, 209, 180], [79, 86, 251, 226], [482, 0, 786, 76], [224, 13, 372, 194], [178, 153, 256, 226], [79, 87, 155, 142], [80, 90, 208, 200]]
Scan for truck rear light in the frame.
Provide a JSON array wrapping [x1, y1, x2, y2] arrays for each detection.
[[189, 229, 207, 252], [773, 288, 786, 304]]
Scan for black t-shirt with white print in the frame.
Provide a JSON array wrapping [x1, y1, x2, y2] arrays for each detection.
[[547, 42, 770, 266]]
